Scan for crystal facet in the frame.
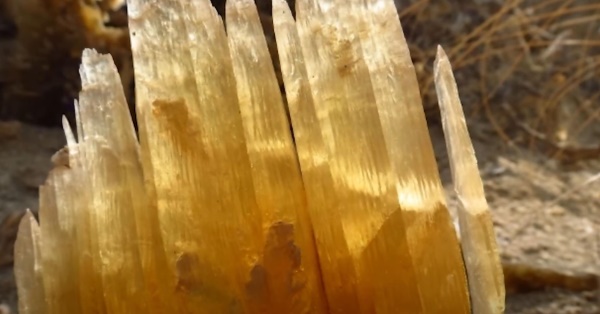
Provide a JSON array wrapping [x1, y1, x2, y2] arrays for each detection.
[[14, 210, 46, 314], [435, 46, 506, 314], [276, 0, 470, 312], [13, 1, 505, 313]]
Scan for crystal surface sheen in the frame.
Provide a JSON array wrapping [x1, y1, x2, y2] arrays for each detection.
[[14, 210, 46, 314], [77, 51, 151, 313], [435, 46, 506, 314], [273, 1, 365, 312], [129, 0, 260, 310], [39, 169, 85, 313], [227, 0, 328, 312], [129, 0, 327, 311], [277, 0, 470, 312], [12, 0, 506, 313]]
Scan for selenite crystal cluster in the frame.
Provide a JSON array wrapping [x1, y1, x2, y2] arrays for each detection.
[[13, 0, 505, 313]]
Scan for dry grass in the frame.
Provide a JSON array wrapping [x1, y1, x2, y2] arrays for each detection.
[[396, 0, 600, 163]]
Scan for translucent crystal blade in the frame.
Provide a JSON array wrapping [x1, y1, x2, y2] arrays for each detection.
[[291, 0, 427, 312], [273, 1, 363, 312], [10, 1, 506, 312], [78, 51, 177, 310], [129, 0, 267, 311], [74, 51, 155, 313], [38, 171, 85, 313], [346, 1, 470, 312], [227, 0, 328, 312], [286, 0, 471, 312], [435, 46, 506, 314], [14, 210, 46, 314]]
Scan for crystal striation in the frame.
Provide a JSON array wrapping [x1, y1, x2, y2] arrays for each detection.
[[435, 46, 506, 314], [13, 0, 505, 313], [275, 0, 470, 312], [14, 210, 45, 314]]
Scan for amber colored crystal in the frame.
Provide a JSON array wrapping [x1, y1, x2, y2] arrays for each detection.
[[128, 0, 327, 311], [435, 46, 506, 314], [273, 1, 364, 312], [129, 0, 255, 309], [38, 167, 84, 313], [14, 210, 45, 314], [76, 50, 153, 313], [13, 0, 505, 313], [226, 0, 328, 312], [276, 0, 470, 312]]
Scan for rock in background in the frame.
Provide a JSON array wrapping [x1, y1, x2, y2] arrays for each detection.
[[0, 0, 131, 126]]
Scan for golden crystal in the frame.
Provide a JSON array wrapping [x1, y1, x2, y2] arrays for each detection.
[[14, 0, 504, 313], [14, 210, 45, 314], [276, 0, 469, 312], [435, 46, 505, 314]]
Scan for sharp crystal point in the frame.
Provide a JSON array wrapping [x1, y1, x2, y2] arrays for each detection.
[[274, 5, 364, 313], [435, 45, 506, 314], [62, 115, 77, 148], [79, 49, 119, 90], [282, 0, 471, 312], [14, 210, 46, 314], [13, 2, 505, 313], [229, 0, 327, 311]]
